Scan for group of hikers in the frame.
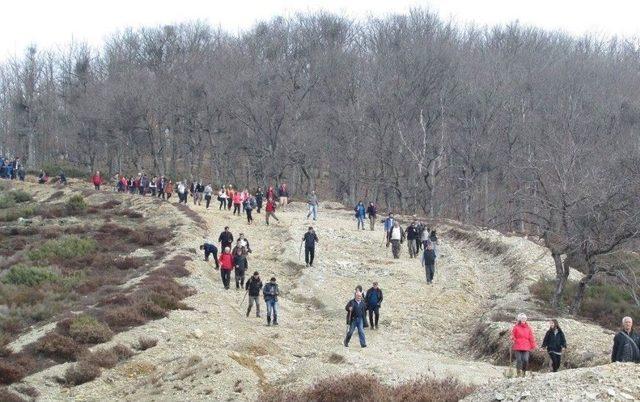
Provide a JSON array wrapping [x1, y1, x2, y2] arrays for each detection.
[[0, 156, 25, 180]]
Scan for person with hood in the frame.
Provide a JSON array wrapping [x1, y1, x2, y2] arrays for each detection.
[[421, 242, 437, 284], [245, 271, 263, 317], [367, 202, 377, 231], [354, 201, 366, 230], [255, 187, 264, 213], [218, 247, 234, 289], [406, 221, 419, 258], [265, 198, 279, 225], [278, 183, 289, 211], [344, 290, 367, 348], [200, 238, 220, 269], [387, 221, 404, 259], [542, 319, 567, 372], [204, 184, 213, 209], [611, 316, 640, 363], [218, 227, 234, 251], [165, 180, 174, 200], [92, 171, 103, 190], [263, 277, 280, 326], [512, 313, 537, 377], [302, 226, 319, 267], [365, 282, 383, 330], [307, 190, 319, 221], [233, 247, 248, 289]]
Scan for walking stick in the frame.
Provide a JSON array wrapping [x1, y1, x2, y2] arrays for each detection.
[[239, 289, 248, 307], [346, 309, 352, 337], [298, 240, 303, 261]]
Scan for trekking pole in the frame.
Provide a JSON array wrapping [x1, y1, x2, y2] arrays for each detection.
[[346, 309, 352, 336], [298, 241, 303, 261], [240, 289, 248, 307]]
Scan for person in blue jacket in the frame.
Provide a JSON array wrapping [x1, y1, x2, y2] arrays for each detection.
[[354, 201, 366, 230]]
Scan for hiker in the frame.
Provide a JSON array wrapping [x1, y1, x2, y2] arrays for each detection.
[[165, 180, 174, 200], [177, 181, 187, 203], [266, 186, 275, 201], [140, 174, 149, 195], [233, 233, 252, 255], [218, 247, 234, 289], [344, 290, 367, 348], [233, 247, 248, 289], [218, 187, 227, 210], [307, 190, 319, 221], [512, 313, 537, 377], [611, 316, 640, 363], [218, 227, 234, 250], [386, 221, 404, 259], [383, 213, 395, 233], [58, 170, 67, 185], [265, 198, 279, 225], [200, 239, 220, 269], [365, 282, 383, 330], [149, 176, 157, 196], [278, 183, 289, 211], [38, 170, 48, 184], [421, 242, 437, 284], [367, 202, 377, 231], [232, 189, 243, 215], [92, 171, 103, 190], [415, 221, 425, 251], [421, 224, 431, 249], [354, 201, 366, 230], [541, 319, 567, 372], [195, 182, 204, 206], [244, 194, 256, 224], [302, 226, 319, 267], [255, 187, 264, 213], [406, 221, 419, 258], [429, 230, 439, 257], [156, 176, 165, 199], [263, 277, 280, 326], [204, 184, 213, 208], [245, 271, 263, 317], [226, 185, 235, 210]]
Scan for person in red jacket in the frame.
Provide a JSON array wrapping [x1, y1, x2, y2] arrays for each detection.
[[232, 191, 243, 216], [265, 198, 279, 226], [218, 247, 234, 289], [266, 186, 275, 201], [512, 313, 537, 377], [91, 171, 103, 190]]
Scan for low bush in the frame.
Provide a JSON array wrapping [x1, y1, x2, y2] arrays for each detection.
[[64, 361, 101, 386], [83, 348, 118, 369], [10, 190, 32, 204], [67, 315, 113, 344], [65, 195, 87, 215], [0, 194, 16, 209], [0, 388, 27, 402], [103, 306, 147, 329], [136, 301, 168, 319], [27, 236, 97, 262], [35, 332, 84, 361], [1, 265, 59, 286], [129, 227, 171, 247], [261, 373, 475, 402], [112, 344, 134, 361], [0, 360, 26, 384], [137, 336, 158, 351], [0, 205, 36, 222], [114, 257, 145, 270]]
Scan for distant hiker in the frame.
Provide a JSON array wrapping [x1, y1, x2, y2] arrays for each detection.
[[177, 181, 187, 203], [354, 201, 366, 230], [149, 176, 157, 196], [266, 186, 275, 201], [265, 198, 279, 225], [387, 221, 404, 259], [542, 319, 567, 372], [204, 184, 213, 209], [232, 189, 243, 215], [233, 233, 252, 255], [92, 171, 103, 190], [245, 271, 263, 317], [302, 226, 319, 267], [165, 180, 174, 200], [383, 213, 395, 233], [421, 224, 431, 249], [278, 183, 289, 211], [367, 202, 377, 231], [200, 238, 219, 268], [218, 247, 234, 290], [244, 194, 256, 224], [406, 221, 419, 258], [233, 247, 248, 289], [195, 182, 204, 206], [421, 242, 437, 284], [307, 190, 319, 221], [255, 187, 264, 213], [58, 171, 67, 185], [429, 230, 439, 257], [38, 170, 48, 184], [264, 277, 280, 326], [156, 176, 165, 198], [218, 227, 234, 250], [365, 282, 383, 330], [218, 187, 227, 209], [512, 313, 537, 377], [611, 316, 640, 363], [226, 185, 235, 210], [344, 290, 367, 348], [415, 221, 425, 251]]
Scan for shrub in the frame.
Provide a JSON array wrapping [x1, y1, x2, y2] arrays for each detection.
[[103, 306, 147, 330], [114, 257, 145, 270], [137, 337, 158, 351], [83, 348, 118, 369], [2, 265, 59, 286], [0, 206, 36, 222], [0, 360, 26, 384], [35, 332, 84, 361], [65, 195, 87, 215], [10, 190, 32, 204], [0, 388, 27, 402], [64, 361, 101, 386], [67, 315, 113, 344], [129, 227, 171, 246], [112, 344, 134, 361], [0, 194, 16, 209], [136, 301, 168, 319], [27, 236, 96, 262]]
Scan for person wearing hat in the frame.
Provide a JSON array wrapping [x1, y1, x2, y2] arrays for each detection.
[[302, 226, 319, 267], [263, 277, 280, 326], [365, 282, 383, 330], [245, 271, 263, 318], [511, 313, 537, 377], [218, 247, 234, 289]]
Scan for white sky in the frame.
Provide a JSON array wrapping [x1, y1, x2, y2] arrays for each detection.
[[1, 0, 639, 61]]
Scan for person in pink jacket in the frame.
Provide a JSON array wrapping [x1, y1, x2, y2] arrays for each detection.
[[512, 313, 537, 377]]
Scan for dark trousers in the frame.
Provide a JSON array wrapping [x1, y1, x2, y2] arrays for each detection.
[[205, 195, 211, 208], [425, 264, 435, 283], [549, 353, 561, 372], [305, 246, 315, 266], [166, 193, 172, 200], [246, 209, 253, 223], [368, 306, 380, 328], [235, 269, 245, 288], [219, 198, 226, 209], [204, 249, 219, 267], [221, 270, 231, 289], [233, 203, 241, 215], [257, 201, 262, 213], [95, 184, 100, 190], [227, 198, 233, 209]]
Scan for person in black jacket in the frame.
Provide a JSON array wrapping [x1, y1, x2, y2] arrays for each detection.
[[365, 282, 383, 330], [218, 227, 234, 250], [366, 202, 377, 231], [233, 248, 248, 289], [255, 187, 264, 213], [611, 316, 640, 363], [421, 242, 437, 284], [541, 319, 567, 372], [199, 238, 219, 269], [406, 221, 419, 258], [302, 226, 319, 267], [245, 271, 263, 317], [344, 290, 367, 348]]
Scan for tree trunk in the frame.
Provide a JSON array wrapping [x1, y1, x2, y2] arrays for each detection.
[[571, 259, 597, 314], [551, 253, 570, 309]]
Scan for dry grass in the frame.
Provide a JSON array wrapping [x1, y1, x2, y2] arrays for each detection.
[[35, 332, 85, 361], [83, 348, 119, 369], [137, 337, 158, 351], [64, 361, 101, 386]]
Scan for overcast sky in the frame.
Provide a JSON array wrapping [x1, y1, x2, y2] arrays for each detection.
[[1, 0, 638, 61]]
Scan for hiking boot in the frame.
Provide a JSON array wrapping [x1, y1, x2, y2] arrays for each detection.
[[343, 339, 349, 347], [256, 314, 261, 318], [305, 263, 309, 267], [246, 310, 250, 317]]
